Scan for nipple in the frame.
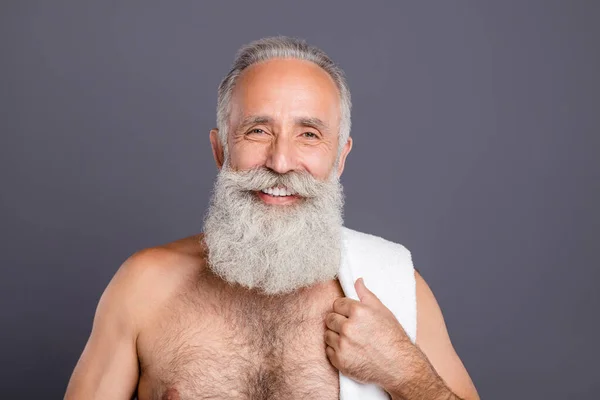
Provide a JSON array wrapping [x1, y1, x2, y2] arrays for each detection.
[[162, 388, 180, 400]]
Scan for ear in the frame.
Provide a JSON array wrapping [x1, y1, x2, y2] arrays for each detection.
[[209, 128, 225, 169], [336, 137, 353, 177]]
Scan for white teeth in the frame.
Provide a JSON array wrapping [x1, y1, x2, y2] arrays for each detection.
[[261, 186, 296, 197]]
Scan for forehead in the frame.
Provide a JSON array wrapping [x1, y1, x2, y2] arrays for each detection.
[[229, 58, 341, 127]]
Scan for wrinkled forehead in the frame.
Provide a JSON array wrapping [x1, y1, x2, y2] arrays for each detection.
[[228, 58, 341, 130]]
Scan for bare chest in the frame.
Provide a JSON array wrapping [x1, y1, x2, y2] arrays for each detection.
[[137, 283, 343, 400]]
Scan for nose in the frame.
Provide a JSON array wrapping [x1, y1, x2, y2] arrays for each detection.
[[264, 135, 298, 174]]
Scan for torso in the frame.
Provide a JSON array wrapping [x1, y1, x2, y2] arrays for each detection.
[[135, 235, 344, 400]]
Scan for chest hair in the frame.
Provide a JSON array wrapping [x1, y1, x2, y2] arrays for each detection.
[[138, 281, 342, 400]]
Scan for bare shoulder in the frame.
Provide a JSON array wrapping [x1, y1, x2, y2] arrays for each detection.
[[108, 233, 208, 330], [126, 233, 207, 283], [414, 269, 480, 399], [65, 234, 207, 398]]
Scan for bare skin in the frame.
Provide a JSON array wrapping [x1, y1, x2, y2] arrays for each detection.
[[64, 236, 477, 399], [66, 236, 345, 399], [65, 57, 479, 399]]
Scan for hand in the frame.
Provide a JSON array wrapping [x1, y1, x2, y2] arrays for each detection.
[[324, 278, 420, 391]]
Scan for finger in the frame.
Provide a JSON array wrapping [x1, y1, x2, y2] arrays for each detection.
[[332, 296, 358, 317], [325, 312, 347, 333], [355, 277, 380, 304], [325, 345, 339, 369], [324, 329, 340, 351]]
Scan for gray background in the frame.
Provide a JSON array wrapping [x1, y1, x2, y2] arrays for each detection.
[[1, 1, 598, 399]]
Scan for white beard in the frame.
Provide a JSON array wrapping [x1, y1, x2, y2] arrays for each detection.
[[202, 164, 344, 295]]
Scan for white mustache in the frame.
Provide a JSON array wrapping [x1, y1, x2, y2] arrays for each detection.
[[221, 166, 332, 198]]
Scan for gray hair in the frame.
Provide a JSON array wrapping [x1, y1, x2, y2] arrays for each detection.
[[216, 36, 352, 155]]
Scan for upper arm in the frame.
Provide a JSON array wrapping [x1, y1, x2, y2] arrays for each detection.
[[64, 252, 151, 399], [414, 270, 480, 400]]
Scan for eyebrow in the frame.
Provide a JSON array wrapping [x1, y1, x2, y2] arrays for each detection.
[[237, 115, 273, 131], [294, 116, 330, 133]]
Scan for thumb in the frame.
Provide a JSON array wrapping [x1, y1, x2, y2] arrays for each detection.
[[355, 277, 379, 303]]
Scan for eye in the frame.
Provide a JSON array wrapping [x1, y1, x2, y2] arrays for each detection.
[[302, 132, 318, 139], [247, 128, 266, 135]]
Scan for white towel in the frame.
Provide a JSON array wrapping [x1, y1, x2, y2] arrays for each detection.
[[338, 227, 417, 400]]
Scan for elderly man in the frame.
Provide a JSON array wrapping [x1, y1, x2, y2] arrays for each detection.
[[65, 37, 479, 399]]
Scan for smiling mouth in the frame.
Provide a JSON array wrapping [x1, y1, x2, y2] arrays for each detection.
[[260, 186, 297, 197], [256, 186, 301, 205]]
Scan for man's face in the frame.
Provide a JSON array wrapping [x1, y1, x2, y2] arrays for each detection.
[[211, 57, 352, 192], [203, 58, 352, 295]]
